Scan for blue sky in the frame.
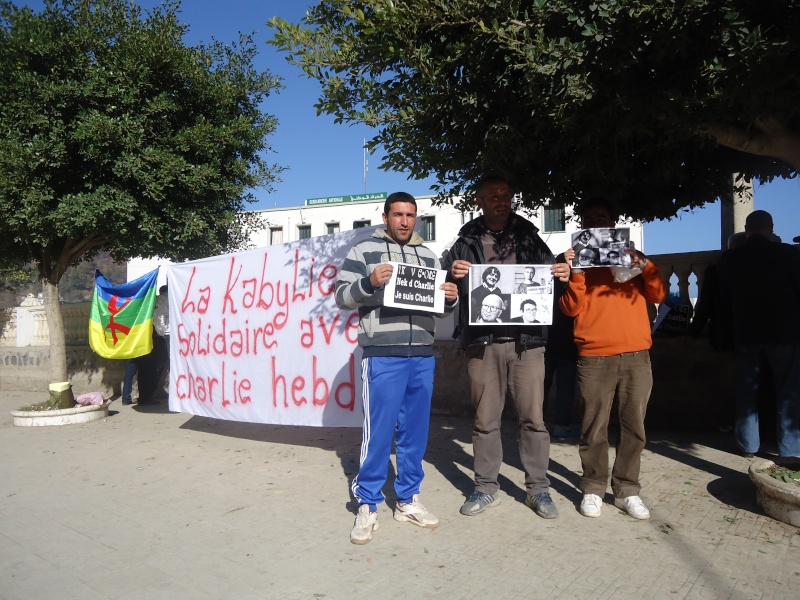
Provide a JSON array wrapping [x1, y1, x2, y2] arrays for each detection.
[[19, 0, 800, 253]]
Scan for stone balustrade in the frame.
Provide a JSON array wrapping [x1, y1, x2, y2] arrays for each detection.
[[0, 304, 49, 347], [651, 249, 722, 301], [1, 301, 92, 348], [62, 302, 91, 346]]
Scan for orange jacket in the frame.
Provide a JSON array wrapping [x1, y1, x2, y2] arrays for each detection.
[[559, 261, 666, 357]]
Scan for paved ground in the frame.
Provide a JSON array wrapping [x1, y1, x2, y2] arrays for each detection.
[[1, 390, 798, 600]]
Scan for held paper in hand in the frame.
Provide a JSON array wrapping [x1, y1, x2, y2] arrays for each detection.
[[383, 261, 447, 313]]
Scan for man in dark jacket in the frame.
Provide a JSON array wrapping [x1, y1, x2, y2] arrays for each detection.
[[718, 210, 800, 459], [443, 176, 570, 519]]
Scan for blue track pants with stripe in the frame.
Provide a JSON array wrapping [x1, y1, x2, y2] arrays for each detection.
[[351, 355, 435, 509]]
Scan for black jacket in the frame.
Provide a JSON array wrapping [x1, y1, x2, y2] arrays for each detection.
[[442, 213, 556, 348], [718, 234, 800, 345], [687, 263, 734, 352]]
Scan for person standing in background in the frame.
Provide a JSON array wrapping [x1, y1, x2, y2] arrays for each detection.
[[717, 210, 800, 460]]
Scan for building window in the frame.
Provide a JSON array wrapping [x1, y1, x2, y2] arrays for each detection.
[[543, 206, 565, 232], [270, 227, 283, 245], [298, 224, 311, 240], [326, 222, 340, 235], [353, 220, 371, 229], [420, 216, 436, 241]]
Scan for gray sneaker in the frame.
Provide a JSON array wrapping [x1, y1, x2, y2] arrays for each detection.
[[460, 491, 501, 516], [525, 491, 559, 519]]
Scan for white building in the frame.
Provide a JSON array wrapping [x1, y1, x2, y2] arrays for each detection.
[[128, 192, 644, 284]]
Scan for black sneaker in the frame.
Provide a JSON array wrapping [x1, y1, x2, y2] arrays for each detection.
[[526, 491, 559, 519], [460, 491, 501, 516]]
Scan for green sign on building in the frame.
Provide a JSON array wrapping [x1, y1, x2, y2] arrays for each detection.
[[305, 192, 387, 206]]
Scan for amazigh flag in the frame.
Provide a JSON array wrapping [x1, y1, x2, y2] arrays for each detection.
[[89, 268, 159, 359]]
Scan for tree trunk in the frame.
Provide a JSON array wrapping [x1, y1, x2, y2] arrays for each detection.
[[41, 279, 68, 382], [720, 173, 754, 249]]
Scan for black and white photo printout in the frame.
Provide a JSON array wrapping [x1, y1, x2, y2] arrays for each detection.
[[468, 264, 553, 326], [570, 227, 632, 268]]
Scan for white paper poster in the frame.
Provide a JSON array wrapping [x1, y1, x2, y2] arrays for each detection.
[[382, 261, 446, 313]]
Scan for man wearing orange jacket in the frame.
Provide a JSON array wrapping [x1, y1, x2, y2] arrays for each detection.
[[559, 198, 666, 520]]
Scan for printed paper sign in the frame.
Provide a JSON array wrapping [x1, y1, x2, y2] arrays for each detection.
[[383, 261, 446, 313], [571, 227, 632, 268], [468, 264, 554, 326]]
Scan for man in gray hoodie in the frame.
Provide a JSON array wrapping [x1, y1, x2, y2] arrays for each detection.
[[336, 192, 457, 544]]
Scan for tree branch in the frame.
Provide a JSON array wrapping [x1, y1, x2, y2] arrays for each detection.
[[52, 236, 108, 284], [698, 119, 800, 172]]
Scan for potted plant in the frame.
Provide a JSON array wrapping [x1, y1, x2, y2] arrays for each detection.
[[748, 458, 800, 528]]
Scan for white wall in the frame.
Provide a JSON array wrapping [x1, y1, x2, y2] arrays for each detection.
[[127, 256, 171, 289]]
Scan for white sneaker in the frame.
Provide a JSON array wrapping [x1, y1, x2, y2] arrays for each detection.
[[579, 493, 603, 518], [394, 494, 440, 528], [614, 495, 650, 520], [350, 505, 379, 544]]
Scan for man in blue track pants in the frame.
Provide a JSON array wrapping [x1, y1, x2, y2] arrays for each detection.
[[336, 192, 458, 544]]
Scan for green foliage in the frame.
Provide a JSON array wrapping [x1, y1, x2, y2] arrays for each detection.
[[763, 465, 800, 486], [270, 0, 799, 220], [18, 400, 56, 412], [0, 259, 35, 294], [0, 0, 284, 286]]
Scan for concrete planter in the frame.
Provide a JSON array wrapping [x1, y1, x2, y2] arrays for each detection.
[[11, 400, 111, 427], [748, 458, 800, 528]]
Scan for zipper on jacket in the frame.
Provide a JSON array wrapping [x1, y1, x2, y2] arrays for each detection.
[[402, 245, 414, 346]]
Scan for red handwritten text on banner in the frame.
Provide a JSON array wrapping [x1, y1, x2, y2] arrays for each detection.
[[167, 228, 373, 427]]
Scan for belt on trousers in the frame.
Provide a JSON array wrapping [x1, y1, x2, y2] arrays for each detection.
[[494, 337, 515, 343]]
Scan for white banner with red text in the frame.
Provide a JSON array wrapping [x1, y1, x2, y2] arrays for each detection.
[[165, 228, 377, 427]]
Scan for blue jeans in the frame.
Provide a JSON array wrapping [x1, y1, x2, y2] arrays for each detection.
[[122, 360, 138, 402], [734, 343, 800, 457]]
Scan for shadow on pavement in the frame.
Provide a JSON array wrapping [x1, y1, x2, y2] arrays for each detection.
[[646, 430, 762, 513]]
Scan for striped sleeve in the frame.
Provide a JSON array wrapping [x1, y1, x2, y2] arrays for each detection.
[[335, 242, 384, 310]]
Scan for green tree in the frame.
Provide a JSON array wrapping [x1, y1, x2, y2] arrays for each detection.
[[0, 0, 283, 381], [0, 258, 34, 294], [270, 0, 799, 219]]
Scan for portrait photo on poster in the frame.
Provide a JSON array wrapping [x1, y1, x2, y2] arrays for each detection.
[[571, 227, 632, 268], [469, 264, 553, 325], [383, 261, 447, 313]]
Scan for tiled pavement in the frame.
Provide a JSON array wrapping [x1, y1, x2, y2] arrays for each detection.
[[1, 390, 798, 600]]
